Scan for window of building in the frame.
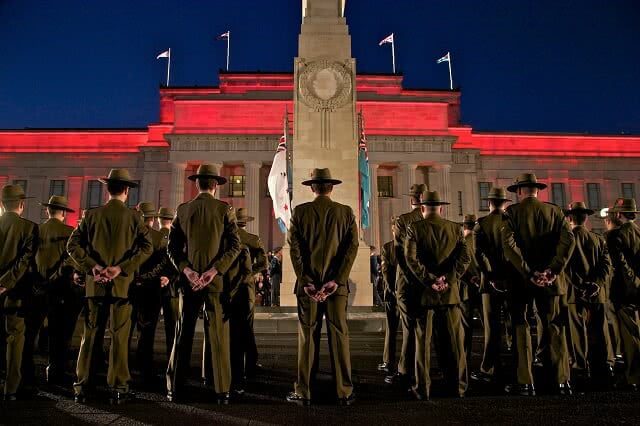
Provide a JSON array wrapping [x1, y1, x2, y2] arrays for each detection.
[[49, 180, 65, 197], [86, 180, 103, 208], [12, 180, 27, 194], [228, 175, 246, 197], [622, 182, 635, 199], [457, 191, 463, 216], [586, 183, 601, 210], [551, 183, 566, 208], [377, 176, 393, 198], [478, 182, 491, 211], [127, 181, 140, 208]]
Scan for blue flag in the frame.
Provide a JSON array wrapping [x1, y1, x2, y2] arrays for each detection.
[[359, 115, 371, 229]]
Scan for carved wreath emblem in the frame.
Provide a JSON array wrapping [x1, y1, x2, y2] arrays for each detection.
[[298, 60, 353, 111]]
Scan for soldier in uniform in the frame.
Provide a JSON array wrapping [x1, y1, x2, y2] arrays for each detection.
[[562, 201, 613, 387], [157, 207, 179, 359], [604, 198, 640, 391], [471, 187, 513, 384], [29, 196, 79, 387], [459, 214, 482, 369], [378, 218, 400, 374], [385, 183, 426, 389], [501, 173, 575, 396], [0, 184, 38, 401], [166, 164, 241, 405], [405, 190, 470, 400], [67, 169, 153, 404], [131, 202, 171, 386], [231, 208, 268, 389], [286, 168, 359, 406]]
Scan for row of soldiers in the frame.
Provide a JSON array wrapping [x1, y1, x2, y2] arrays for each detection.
[[0, 165, 267, 404], [378, 174, 640, 400]]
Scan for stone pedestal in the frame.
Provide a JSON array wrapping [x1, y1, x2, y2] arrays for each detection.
[[281, 0, 372, 306]]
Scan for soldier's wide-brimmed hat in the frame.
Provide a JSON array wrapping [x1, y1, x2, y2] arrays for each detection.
[[421, 190, 450, 206], [611, 198, 640, 213], [137, 202, 158, 218], [302, 168, 342, 186], [483, 186, 511, 201], [236, 207, 255, 223], [462, 214, 478, 225], [188, 164, 227, 184], [40, 195, 75, 213], [98, 169, 139, 187], [1, 184, 32, 202], [563, 201, 595, 216], [507, 173, 547, 193], [405, 183, 427, 198], [157, 207, 174, 220]]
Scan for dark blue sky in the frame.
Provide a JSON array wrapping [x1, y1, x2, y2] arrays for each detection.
[[1, 0, 639, 134]]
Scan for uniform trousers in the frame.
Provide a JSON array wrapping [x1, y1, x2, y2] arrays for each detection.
[[615, 304, 640, 385], [566, 302, 612, 381], [382, 292, 400, 368]]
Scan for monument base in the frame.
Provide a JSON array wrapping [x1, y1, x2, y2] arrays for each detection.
[[280, 242, 373, 307]]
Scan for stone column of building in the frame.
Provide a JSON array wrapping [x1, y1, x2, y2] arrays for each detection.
[[368, 163, 380, 250], [243, 161, 262, 235], [169, 162, 186, 210], [212, 162, 224, 200], [67, 176, 84, 224], [428, 164, 452, 219], [399, 162, 418, 209]]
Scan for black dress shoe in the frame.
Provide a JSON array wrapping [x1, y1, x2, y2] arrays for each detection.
[[217, 392, 230, 405], [74, 393, 87, 403], [166, 391, 178, 402], [3, 393, 17, 401], [338, 393, 356, 406], [558, 382, 572, 396], [110, 391, 134, 405], [286, 392, 311, 406], [377, 362, 391, 373], [410, 388, 429, 401], [504, 383, 536, 396], [470, 371, 493, 383], [385, 372, 409, 385]]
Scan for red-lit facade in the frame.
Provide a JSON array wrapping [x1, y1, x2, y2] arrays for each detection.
[[1, 72, 639, 248]]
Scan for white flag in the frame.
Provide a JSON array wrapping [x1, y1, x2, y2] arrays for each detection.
[[156, 50, 170, 59], [379, 33, 394, 46], [217, 31, 230, 40], [268, 136, 291, 230], [437, 52, 450, 63]]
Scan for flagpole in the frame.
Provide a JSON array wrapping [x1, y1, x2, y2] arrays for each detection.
[[391, 37, 396, 74], [447, 51, 453, 90], [226, 31, 230, 71], [166, 48, 171, 87]]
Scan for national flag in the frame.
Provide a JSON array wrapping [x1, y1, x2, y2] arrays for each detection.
[[358, 114, 371, 229], [268, 135, 291, 231], [437, 52, 450, 64], [217, 31, 230, 40], [156, 50, 170, 59], [378, 33, 394, 46]]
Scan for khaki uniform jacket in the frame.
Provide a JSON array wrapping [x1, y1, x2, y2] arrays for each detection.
[[460, 232, 482, 301], [606, 222, 640, 304], [288, 195, 359, 297], [35, 218, 75, 288], [405, 213, 471, 306], [168, 192, 241, 293], [563, 225, 612, 304], [67, 199, 153, 298], [474, 210, 516, 293], [238, 228, 268, 276], [502, 197, 575, 296], [0, 212, 38, 296], [394, 207, 424, 296], [137, 226, 166, 286], [381, 240, 397, 298], [159, 227, 179, 298]]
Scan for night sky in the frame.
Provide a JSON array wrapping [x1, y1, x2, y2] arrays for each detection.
[[1, 0, 638, 134]]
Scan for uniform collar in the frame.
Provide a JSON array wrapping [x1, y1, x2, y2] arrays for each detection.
[[46, 217, 63, 225], [313, 195, 332, 203], [107, 198, 126, 206], [196, 192, 215, 200], [2, 211, 20, 219]]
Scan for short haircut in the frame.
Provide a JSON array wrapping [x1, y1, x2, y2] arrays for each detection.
[[311, 183, 333, 195], [410, 196, 421, 206], [463, 223, 475, 231], [47, 207, 64, 216], [607, 215, 623, 227], [197, 177, 217, 191], [2, 200, 21, 211], [107, 182, 128, 196], [519, 186, 538, 196], [569, 212, 588, 226], [490, 199, 508, 209], [160, 218, 172, 224], [622, 212, 637, 221]]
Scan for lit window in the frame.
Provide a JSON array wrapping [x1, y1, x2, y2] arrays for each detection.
[[229, 175, 246, 197], [49, 180, 66, 197], [586, 183, 601, 210], [13, 180, 27, 194], [621, 183, 635, 199], [127, 181, 141, 208], [478, 182, 491, 211], [551, 183, 566, 208], [87, 180, 103, 208], [458, 191, 463, 216], [377, 176, 393, 198]]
